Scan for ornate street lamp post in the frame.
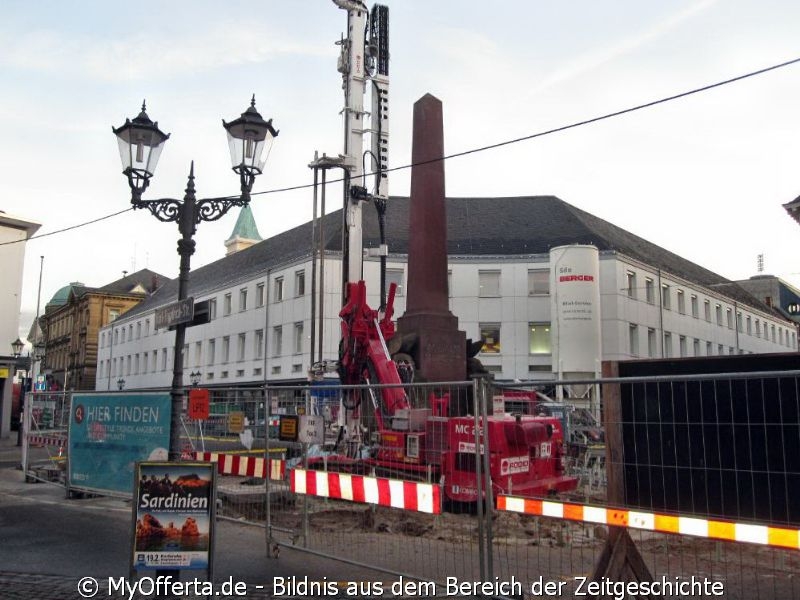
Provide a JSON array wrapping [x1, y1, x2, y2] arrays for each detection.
[[113, 98, 278, 461]]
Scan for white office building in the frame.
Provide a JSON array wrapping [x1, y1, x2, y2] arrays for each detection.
[[95, 196, 797, 391]]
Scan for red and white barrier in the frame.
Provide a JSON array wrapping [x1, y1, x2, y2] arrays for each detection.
[[194, 452, 285, 481], [290, 468, 441, 515], [27, 435, 66, 448], [497, 495, 800, 551]]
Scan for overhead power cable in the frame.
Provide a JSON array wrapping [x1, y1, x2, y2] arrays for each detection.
[[0, 207, 133, 246], [7, 55, 800, 245]]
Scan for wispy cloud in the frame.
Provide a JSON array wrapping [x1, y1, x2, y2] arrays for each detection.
[[0, 21, 329, 82], [529, 0, 719, 95]]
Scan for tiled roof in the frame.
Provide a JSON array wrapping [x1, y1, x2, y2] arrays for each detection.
[[118, 195, 779, 320]]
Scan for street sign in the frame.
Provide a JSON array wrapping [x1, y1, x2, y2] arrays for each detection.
[[278, 415, 299, 442], [188, 388, 210, 420], [227, 411, 245, 434], [298, 415, 324, 444], [154, 297, 195, 330]]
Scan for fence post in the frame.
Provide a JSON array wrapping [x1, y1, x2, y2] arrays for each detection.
[[479, 377, 495, 582], [21, 392, 32, 480], [472, 377, 486, 583]]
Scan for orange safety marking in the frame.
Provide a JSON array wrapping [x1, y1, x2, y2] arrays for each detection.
[[654, 514, 679, 534], [768, 527, 799, 550], [563, 503, 584, 522], [608, 510, 628, 527], [708, 520, 735, 542]]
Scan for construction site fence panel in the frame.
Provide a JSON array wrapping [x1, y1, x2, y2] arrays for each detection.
[[20, 373, 800, 598]]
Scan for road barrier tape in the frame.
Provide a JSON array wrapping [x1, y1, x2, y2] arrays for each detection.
[[194, 452, 286, 481], [497, 495, 800, 550], [290, 468, 441, 515]]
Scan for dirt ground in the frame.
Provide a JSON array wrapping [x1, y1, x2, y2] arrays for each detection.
[[218, 481, 800, 599]]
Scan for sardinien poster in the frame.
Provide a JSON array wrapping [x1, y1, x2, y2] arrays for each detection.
[[132, 462, 215, 571]]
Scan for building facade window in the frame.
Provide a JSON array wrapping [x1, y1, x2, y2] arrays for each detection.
[[645, 278, 655, 304], [294, 322, 304, 354], [207, 339, 215, 366], [661, 284, 671, 310], [629, 324, 639, 356], [677, 290, 685, 314], [109, 309, 120, 322], [273, 326, 283, 356], [479, 323, 501, 353], [256, 283, 265, 307], [693, 338, 700, 356], [706, 341, 712, 356], [238, 333, 246, 361], [679, 335, 687, 357], [715, 304, 722, 326], [239, 288, 248, 312], [528, 322, 551, 354], [647, 328, 656, 358], [691, 295, 698, 318], [208, 298, 217, 320], [295, 270, 305, 297], [162, 348, 168, 371], [224, 293, 232, 316], [274, 277, 284, 302], [194, 342, 202, 367], [663, 332, 672, 358], [626, 271, 637, 299], [386, 269, 404, 296], [726, 308, 733, 329], [136, 322, 141, 339], [528, 269, 549, 295], [704, 300, 711, 322], [746, 316, 752, 335], [222, 336, 230, 363], [478, 271, 501, 297], [255, 329, 264, 359]]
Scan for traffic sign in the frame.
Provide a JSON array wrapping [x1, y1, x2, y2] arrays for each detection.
[[298, 415, 324, 444], [278, 415, 299, 442], [154, 297, 195, 330], [227, 411, 245, 434], [188, 388, 210, 420]]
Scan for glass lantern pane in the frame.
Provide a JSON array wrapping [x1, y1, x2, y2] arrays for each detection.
[[117, 136, 133, 171], [227, 131, 242, 170]]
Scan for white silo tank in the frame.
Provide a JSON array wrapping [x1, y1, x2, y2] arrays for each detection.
[[549, 245, 602, 406]]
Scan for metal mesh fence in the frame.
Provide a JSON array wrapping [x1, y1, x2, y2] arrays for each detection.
[[23, 371, 800, 599], [22, 391, 71, 482]]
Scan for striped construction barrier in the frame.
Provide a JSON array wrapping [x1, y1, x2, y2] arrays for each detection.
[[291, 468, 441, 515], [194, 452, 286, 481], [497, 495, 800, 551], [27, 435, 66, 448]]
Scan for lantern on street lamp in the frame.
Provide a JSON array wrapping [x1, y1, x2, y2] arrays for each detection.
[[117, 378, 125, 391], [189, 371, 202, 387], [112, 102, 170, 203], [223, 95, 279, 201], [11, 338, 24, 358], [112, 98, 278, 461]]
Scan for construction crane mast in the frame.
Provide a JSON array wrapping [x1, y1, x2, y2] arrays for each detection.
[[333, 0, 390, 300]]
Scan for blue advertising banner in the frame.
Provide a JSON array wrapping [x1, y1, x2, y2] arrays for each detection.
[[68, 393, 171, 495]]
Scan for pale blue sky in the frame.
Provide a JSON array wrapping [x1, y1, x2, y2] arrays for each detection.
[[4, 0, 800, 337]]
